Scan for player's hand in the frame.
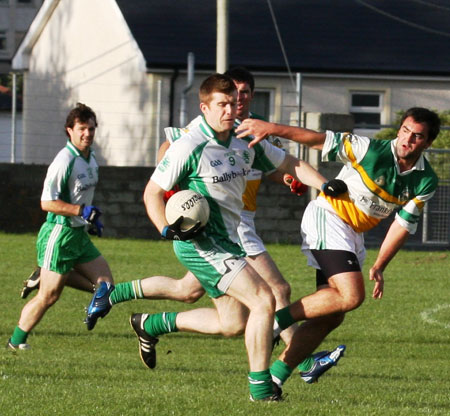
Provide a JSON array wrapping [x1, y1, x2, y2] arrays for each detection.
[[161, 216, 203, 241], [235, 119, 271, 147], [369, 266, 384, 299], [88, 218, 104, 237], [321, 179, 348, 197], [283, 174, 309, 196], [81, 205, 102, 223]]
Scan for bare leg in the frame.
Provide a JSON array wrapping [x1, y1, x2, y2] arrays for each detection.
[[74, 255, 114, 287], [246, 251, 297, 344], [66, 268, 96, 292], [140, 271, 205, 303], [175, 264, 275, 371], [277, 271, 364, 368], [176, 296, 248, 336], [289, 271, 365, 321], [279, 313, 345, 368], [18, 268, 67, 332]]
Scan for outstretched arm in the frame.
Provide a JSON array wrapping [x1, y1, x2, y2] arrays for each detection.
[[235, 119, 326, 150], [277, 153, 327, 191], [369, 220, 410, 299]]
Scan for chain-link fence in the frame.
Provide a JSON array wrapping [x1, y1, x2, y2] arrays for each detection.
[[422, 149, 450, 245]]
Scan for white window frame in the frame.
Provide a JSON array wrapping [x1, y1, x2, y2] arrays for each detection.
[[350, 90, 387, 136], [251, 88, 275, 121]]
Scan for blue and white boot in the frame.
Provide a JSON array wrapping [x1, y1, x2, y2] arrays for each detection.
[[300, 344, 346, 384], [84, 281, 114, 330]]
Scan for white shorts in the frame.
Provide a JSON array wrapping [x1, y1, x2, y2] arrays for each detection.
[[301, 199, 366, 270], [237, 210, 266, 256]]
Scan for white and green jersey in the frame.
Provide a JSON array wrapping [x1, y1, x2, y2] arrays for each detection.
[[319, 131, 438, 234], [41, 141, 99, 227], [154, 116, 285, 243], [164, 113, 281, 213]]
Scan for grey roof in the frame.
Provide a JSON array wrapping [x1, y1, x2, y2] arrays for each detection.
[[116, 0, 450, 75]]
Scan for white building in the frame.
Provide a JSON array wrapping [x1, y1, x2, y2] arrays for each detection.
[[10, 0, 450, 166]]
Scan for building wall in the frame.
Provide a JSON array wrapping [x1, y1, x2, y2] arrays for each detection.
[[1, 162, 445, 250], [21, 0, 160, 167], [0, 0, 43, 73]]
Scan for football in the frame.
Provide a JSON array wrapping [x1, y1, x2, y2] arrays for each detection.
[[165, 189, 210, 230]]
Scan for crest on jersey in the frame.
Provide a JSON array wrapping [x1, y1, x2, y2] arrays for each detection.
[[374, 176, 385, 186], [399, 188, 410, 202], [243, 150, 250, 164]]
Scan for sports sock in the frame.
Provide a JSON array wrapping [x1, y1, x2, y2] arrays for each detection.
[[248, 369, 273, 400], [297, 355, 314, 372], [275, 306, 296, 331], [10, 326, 28, 346], [143, 312, 178, 337], [270, 360, 293, 387], [109, 280, 143, 305]]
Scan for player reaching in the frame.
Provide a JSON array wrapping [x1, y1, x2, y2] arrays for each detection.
[[235, 106, 440, 388]]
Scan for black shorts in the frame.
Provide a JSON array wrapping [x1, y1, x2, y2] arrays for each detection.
[[311, 249, 361, 287]]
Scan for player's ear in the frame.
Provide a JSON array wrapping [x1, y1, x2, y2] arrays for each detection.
[[199, 102, 208, 115]]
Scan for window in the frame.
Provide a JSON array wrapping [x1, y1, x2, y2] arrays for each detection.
[[350, 92, 384, 128], [0, 31, 7, 50], [251, 90, 273, 121]]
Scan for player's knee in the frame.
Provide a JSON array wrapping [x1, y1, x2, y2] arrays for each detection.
[[271, 280, 291, 304], [181, 289, 204, 304], [221, 321, 246, 337], [250, 286, 276, 315], [343, 290, 365, 311]]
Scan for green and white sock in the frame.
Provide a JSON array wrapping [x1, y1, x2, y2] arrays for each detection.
[[248, 369, 273, 400], [109, 280, 144, 305], [270, 360, 293, 387], [274, 306, 296, 331], [143, 312, 178, 337], [297, 355, 314, 372], [10, 326, 28, 346]]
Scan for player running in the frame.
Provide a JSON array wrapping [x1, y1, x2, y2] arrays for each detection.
[[235, 106, 440, 389]]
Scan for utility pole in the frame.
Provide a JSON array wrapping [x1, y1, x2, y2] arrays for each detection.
[[216, 0, 228, 73]]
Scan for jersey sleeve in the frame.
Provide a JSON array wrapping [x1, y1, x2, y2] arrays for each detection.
[[395, 176, 438, 234], [151, 135, 205, 191], [41, 151, 71, 201], [322, 131, 371, 164], [251, 139, 286, 173]]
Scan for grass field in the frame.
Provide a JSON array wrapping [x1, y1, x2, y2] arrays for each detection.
[[0, 231, 449, 416]]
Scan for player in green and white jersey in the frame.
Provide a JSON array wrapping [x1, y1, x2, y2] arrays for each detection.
[[6, 103, 115, 351], [131, 73, 345, 402], [236, 106, 440, 387]]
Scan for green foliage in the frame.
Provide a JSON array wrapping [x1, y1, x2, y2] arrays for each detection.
[[375, 109, 450, 149], [0, 73, 23, 97], [1, 233, 450, 416]]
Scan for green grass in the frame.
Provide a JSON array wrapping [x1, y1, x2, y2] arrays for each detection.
[[0, 232, 449, 415]]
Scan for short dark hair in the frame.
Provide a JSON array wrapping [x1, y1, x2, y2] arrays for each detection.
[[199, 73, 237, 105], [224, 66, 255, 92], [65, 103, 98, 137], [401, 107, 440, 143]]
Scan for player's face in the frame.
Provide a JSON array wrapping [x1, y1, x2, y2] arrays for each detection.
[[201, 91, 237, 136], [234, 81, 254, 120], [396, 116, 431, 169], [67, 118, 96, 156]]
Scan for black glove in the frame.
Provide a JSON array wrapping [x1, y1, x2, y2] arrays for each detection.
[[87, 218, 104, 237], [161, 216, 203, 241], [81, 205, 103, 237], [321, 179, 348, 197], [81, 205, 102, 223]]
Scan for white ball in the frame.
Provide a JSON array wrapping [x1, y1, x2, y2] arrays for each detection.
[[165, 190, 210, 231]]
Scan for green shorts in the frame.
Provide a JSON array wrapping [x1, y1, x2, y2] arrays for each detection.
[[173, 234, 247, 298], [36, 222, 101, 275]]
